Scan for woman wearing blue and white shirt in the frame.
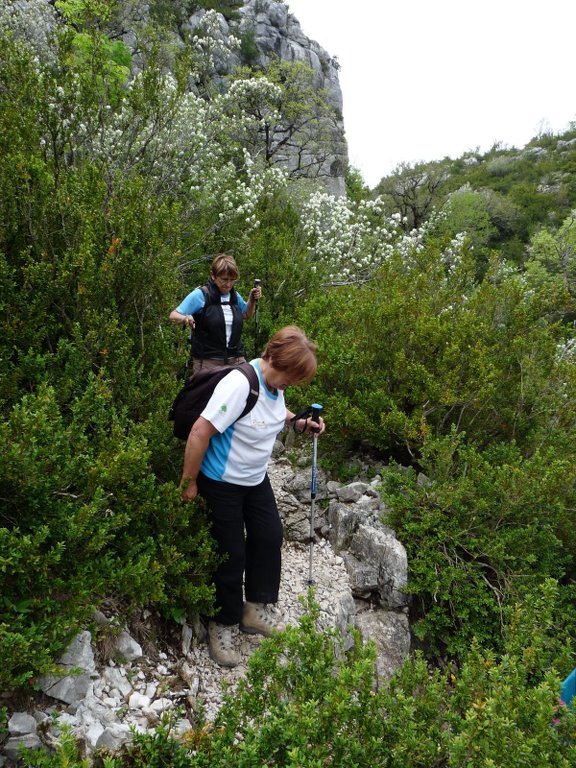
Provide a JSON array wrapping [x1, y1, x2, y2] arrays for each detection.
[[169, 254, 261, 373], [179, 326, 325, 668]]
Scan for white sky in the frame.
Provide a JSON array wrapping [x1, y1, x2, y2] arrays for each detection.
[[285, 0, 576, 188]]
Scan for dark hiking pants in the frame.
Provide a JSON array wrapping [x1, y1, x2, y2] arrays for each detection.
[[197, 471, 283, 625]]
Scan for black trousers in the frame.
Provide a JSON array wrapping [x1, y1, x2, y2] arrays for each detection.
[[197, 472, 283, 625]]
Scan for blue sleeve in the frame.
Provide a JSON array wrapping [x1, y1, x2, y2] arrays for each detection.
[[236, 292, 248, 313], [176, 287, 206, 315]]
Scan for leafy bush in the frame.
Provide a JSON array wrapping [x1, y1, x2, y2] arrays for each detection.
[[238, 26, 259, 66], [49, 589, 573, 768], [296, 227, 576, 465], [185, 595, 386, 767], [382, 431, 576, 656], [18, 726, 90, 768], [0, 382, 217, 689]]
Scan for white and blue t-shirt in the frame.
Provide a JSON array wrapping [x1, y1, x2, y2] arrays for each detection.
[[176, 288, 248, 346], [199, 359, 285, 486]]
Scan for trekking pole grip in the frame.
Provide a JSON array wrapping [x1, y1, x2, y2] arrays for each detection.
[[311, 403, 323, 433]]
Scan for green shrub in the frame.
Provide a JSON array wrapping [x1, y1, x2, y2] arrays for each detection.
[[239, 26, 259, 67], [17, 726, 91, 768], [0, 382, 217, 689], [193, 1, 243, 21], [193, 596, 385, 767], [382, 431, 576, 656], [102, 590, 576, 767], [295, 236, 576, 467]]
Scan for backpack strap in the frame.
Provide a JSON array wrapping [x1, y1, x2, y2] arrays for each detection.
[[200, 281, 238, 307], [199, 284, 211, 305], [186, 285, 217, 370], [237, 362, 260, 419]]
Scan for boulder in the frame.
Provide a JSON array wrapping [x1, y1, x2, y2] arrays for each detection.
[[38, 630, 97, 706], [349, 524, 408, 609], [8, 712, 37, 737], [355, 608, 411, 683]]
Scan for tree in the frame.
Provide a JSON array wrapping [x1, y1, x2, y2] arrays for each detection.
[[226, 58, 344, 181], [375, 160, 450, 230], [443, 184, 497, 250], [527, 211, 576, 305], [345, 165, 370, 202]]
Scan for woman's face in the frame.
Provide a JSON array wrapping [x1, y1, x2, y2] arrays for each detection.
[[212, 272, 237, 294], [264, 363, 302, 392]]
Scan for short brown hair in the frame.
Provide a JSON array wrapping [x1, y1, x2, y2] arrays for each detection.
[[262, 325, 317, 384], [210, 253, 239, 279]]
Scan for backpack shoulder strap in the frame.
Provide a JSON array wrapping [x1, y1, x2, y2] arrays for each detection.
[[199, 284, 211, 306], [237, 363, 260, 419], [200, 283, 235, 307]]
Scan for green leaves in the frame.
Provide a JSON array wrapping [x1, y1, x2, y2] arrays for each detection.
[[117, 593, 576, 768], [383, 432, 575, 656], [0, 382, 217, 689]]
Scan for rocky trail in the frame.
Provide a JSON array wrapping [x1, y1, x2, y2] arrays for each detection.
[[1, 454, 411, 764]]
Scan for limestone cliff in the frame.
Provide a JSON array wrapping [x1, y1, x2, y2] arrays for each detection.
[[237, 0, 347, 195], [5, 0, 348, 194], [182, 0, 348, 195]]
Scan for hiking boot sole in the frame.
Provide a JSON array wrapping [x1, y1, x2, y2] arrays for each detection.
[[239, 622, 265, 636], [208, 648, 240, 667]]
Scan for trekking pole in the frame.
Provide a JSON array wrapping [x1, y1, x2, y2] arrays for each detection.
[[252, 278, 260, 358], [253, 278, 261, 324], [307, 403, 323, 586], [183, 325, 193, 383]]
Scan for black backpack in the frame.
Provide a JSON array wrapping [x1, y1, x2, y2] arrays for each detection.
[[169, 363, 260, 440]]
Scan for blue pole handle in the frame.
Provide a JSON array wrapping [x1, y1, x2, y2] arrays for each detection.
[[311, 403, 323, 433]]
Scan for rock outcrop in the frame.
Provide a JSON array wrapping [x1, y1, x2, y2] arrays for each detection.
[[272, 447, 411, 686], [180, 0, 348, 195]]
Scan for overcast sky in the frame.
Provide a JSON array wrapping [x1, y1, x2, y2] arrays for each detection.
[[285, 0, 576, 188]]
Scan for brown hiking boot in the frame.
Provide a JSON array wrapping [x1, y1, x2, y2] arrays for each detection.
[[208, 622, 239, 667], [240, 602, 286, 636]]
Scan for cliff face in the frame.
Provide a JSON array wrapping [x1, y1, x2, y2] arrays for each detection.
[[185, 0, 348, 195], [4, 0, 348, 195], [246, 0, 348, 195]]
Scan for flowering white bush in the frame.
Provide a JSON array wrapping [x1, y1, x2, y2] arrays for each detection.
[[186, 9, 241, 85], [2, 1, 344, 254], [0, 0, 57, 60], [25, 55, 288, 239], [300, 193, 400, 282], [556, 338, 576, 362], [219, 76, 283, 153], [301, 193, 467, 285], [89, 74, 222, 191], [85, 74, 288, 234], [217, 149, 287, 229]]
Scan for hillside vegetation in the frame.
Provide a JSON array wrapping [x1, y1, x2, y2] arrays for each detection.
[[1, 1, 576, 764]]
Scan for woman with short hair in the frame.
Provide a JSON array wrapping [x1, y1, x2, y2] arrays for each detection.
[[169, 254, 261, 373], [179, 326, 325, 667]]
